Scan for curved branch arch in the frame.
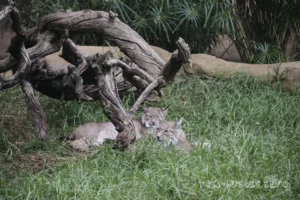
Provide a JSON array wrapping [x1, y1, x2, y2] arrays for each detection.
[[0, 3, 191, 146], [39, 10, 165, 77]]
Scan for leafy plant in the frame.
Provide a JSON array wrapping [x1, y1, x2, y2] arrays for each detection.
[[7, 0, 300, 63], [253, 42, 285, 64], [234, 0, 300, 63]]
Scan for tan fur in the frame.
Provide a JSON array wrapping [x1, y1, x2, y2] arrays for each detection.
[[156, 119, 191, 153], [64, 107, 168, 151], [141, 107, 167, 128]]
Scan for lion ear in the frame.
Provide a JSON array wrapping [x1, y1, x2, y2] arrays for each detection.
[[161, 105, 169, 116], [142, 107, 148, 113], [176, 117, 183, 129]]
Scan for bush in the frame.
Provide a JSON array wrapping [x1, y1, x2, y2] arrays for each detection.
[[8, 0, 300, 63]]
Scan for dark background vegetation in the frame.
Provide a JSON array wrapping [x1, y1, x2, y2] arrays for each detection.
[[4, 0, 300, 64]]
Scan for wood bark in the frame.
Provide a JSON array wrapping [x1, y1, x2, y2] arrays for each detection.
[[1, 8, 191, 100], [38, 10, 165, 77], [60, 38, 93, 101], [0, 2, 50, 140], [93, 52, 136, 149], [20, 79, 48, 140], [5, 38, 48, 140], [0, 2, 191, 144], [162, 37, 192, 85], [130, 76, 165, 114]]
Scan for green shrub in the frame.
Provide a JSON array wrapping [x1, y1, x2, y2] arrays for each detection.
[[7, 0, 300, 63]]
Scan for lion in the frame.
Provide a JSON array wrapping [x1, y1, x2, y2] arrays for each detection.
[[156, 118, 191, 153], [61, 107, 168, 151]]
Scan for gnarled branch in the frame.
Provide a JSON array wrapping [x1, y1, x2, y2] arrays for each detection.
[[0, 2, 192, 145], [0, 1, 48, 140], [130, 76, 165, 114], [104, 59, 154, 91], [39, 10, 165, 77], [93, 52, 136, 149], [60, 38, 92, 100], [162, 37, 192, 84]]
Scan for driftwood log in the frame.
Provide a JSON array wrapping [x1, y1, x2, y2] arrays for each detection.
[[0, 1, 191, 147]]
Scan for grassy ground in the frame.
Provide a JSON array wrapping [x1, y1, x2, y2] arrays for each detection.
[[0, 76, 299, 199]]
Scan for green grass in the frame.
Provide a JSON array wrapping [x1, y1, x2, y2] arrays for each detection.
[[0, 76, 299, 199]]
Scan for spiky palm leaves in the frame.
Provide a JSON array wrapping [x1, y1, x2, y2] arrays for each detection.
[[5, 0, 300, 63]]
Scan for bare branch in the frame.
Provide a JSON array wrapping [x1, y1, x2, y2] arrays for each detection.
[[0, 1, 14, 21], [0, 37, 29, 90], [93, 55, 136, 149], [105, 58, 154, 90], [0, 1, 49, 140], [39, 10, 165, 77], [0, 37, 49, 140], [9, 7, 25, 36], [0, 26, 61, 77], [162, 38, 192, 84], [60, 38, 92, 100], [27, 31, 62, 62], [20, 79, 48, 140], [61, 38, 88, 74], [130, 76, 165, 114]]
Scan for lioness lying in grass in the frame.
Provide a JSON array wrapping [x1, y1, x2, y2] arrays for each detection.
[[61, 107, 168, 151], [156, 118, 191, 153]]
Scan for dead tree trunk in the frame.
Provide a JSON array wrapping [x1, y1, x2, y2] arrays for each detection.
[[93, 52, 136, 149], [0, 1, 48, 140], [0, 1, 191, 145], [20, 79, 48, 140]]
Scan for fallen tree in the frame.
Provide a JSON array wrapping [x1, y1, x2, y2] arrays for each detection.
[[0, 1, 191, 147], [38, 45, 300, 95]]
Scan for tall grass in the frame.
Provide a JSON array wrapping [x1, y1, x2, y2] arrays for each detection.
[[0, 76, 299, 199]]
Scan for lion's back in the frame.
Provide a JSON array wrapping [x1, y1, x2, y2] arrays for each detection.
[[71, 122, 116, 140]]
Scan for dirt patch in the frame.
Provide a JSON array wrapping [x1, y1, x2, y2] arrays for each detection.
[[0, 152, 86, 182], [16, 153, 63, 173], [0, 153, 63, 181], [0, 147, 103, 178]]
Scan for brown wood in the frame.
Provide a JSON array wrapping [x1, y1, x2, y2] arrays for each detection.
[[20, 79, 48, 140], [0, 1, 191, 144], [93, 52, 136, 149]]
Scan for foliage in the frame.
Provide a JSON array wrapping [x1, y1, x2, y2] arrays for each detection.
[[4, 0, 300, 62], [12, 0, 227, 53], [0, 76, 299, 199], [253, 42, 285, 64], [234, 0, 300, 63]]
